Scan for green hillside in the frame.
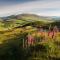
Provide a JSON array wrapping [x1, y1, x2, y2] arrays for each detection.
[[0, 14, 60, 60], [0, 14, 54, 31]]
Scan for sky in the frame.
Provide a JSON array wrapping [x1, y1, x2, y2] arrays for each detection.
[[0, 0, 60, 17]]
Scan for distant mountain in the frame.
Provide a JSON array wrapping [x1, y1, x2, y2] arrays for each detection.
[[51, 16, 60, 20], [0, 13, 60, 31], [2, 14, 53, 20], [16, 14, 53, 20], [1, 14, 60, 21]]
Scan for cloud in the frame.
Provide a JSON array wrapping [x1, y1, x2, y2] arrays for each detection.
[[0, 0, 60, 16]]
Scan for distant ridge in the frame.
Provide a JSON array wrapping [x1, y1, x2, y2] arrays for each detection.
[[0, 13, 60, 31]]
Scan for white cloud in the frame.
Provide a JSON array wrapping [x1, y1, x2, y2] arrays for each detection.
[[0, 0, 60, 16]]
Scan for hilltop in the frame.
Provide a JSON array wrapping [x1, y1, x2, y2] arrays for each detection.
[[0, 14, 59, 31]]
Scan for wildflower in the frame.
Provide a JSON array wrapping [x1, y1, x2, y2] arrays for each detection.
[[48, 31, 54, 39], [27, 33, 34, 46]]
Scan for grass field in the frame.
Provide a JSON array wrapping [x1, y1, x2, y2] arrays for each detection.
[[0, 14, 60, 60], [0, 26, 60, 60]]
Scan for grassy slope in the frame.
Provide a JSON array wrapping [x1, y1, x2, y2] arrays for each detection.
[[0, 26, 60, 60], [0, 14, 54, 31], [0, 14, 60, 60]]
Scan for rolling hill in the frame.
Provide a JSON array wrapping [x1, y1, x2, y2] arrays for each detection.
[[0, 14, 59, 31]]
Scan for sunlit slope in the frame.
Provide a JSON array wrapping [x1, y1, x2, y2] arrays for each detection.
[[0, 26, 37, 44], [0, 14, 55, 31], [16, 14, 54, 22]]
